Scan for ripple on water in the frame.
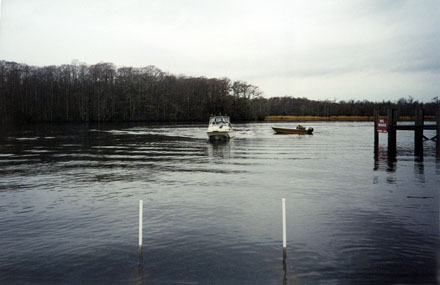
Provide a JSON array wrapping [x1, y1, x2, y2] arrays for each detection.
[[0, 122, 437, 284]]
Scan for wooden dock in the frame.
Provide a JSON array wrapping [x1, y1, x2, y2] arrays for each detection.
[[374, 106, 440, 156]]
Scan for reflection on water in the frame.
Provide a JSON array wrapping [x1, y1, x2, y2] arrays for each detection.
[[283, 255, 287, 285], [373, 132, 438, 187], [0, 122, 438, 284], [135, 247, 145, 284], [414, 159, 425, 184], [207, 141, 231, 158], [374, 146, 396, 172]]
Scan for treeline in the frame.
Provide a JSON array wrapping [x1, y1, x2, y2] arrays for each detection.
[[259, 96, 439, 119], [0, 60, 438, 125], [0, 60, 261, 124]]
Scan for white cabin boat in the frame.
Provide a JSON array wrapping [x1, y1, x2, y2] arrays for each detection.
[[207, 115, 233, 141]]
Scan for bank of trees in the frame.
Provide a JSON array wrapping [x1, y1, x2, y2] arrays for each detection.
[[0, 60, 438, 125], [260, 97, 439, 118], [0, 60, 262, 124]]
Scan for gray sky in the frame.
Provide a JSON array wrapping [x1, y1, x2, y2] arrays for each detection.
[[0, 0, 439, 101]]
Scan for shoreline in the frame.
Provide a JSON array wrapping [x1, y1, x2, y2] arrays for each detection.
[[265, 115, 437, 122]]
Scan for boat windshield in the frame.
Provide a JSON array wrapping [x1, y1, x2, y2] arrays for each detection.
[[209, 116, 230, 125]]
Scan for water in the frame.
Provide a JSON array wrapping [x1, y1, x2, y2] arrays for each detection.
[[0, 122, 438, 284]]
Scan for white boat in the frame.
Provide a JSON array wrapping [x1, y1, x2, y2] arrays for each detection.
[[207, 115, 233, 141]]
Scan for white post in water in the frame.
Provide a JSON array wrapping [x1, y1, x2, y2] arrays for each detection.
[[282, 198, 287, 257], [139, 200, 143, 247]]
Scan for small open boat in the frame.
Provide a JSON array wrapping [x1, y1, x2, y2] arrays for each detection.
[[272, 125, 314, 135]]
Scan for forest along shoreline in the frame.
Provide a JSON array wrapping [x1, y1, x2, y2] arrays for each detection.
[[1, 60, 439, 127]]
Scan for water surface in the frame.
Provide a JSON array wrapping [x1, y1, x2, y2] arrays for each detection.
[[0, 122, 438, 284]]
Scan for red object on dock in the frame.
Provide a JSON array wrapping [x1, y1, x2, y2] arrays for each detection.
[[377, 118, 387, 133]]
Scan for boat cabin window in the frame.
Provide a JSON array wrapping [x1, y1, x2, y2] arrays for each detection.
[[209, 116, 230, 125]]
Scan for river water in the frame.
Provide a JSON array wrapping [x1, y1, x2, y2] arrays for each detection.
[[0, 122, 438, 284]]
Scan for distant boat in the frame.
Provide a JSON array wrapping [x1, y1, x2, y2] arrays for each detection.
[[272, 125, 314, 135], [207, 115, 234, 141]]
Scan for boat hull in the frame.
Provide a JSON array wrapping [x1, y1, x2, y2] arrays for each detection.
[[272, 127, 313, 135], [207, 131, 232, 141]]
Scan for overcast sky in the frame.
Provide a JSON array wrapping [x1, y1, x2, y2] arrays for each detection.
[[0, 0, 439, 102]]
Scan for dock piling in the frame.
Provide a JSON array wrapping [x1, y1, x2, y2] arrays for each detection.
[[414, 106, 424, 156], [374, 109, 379, 151], [437, 107, 440, 155], [387, 108, 397, 155]]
